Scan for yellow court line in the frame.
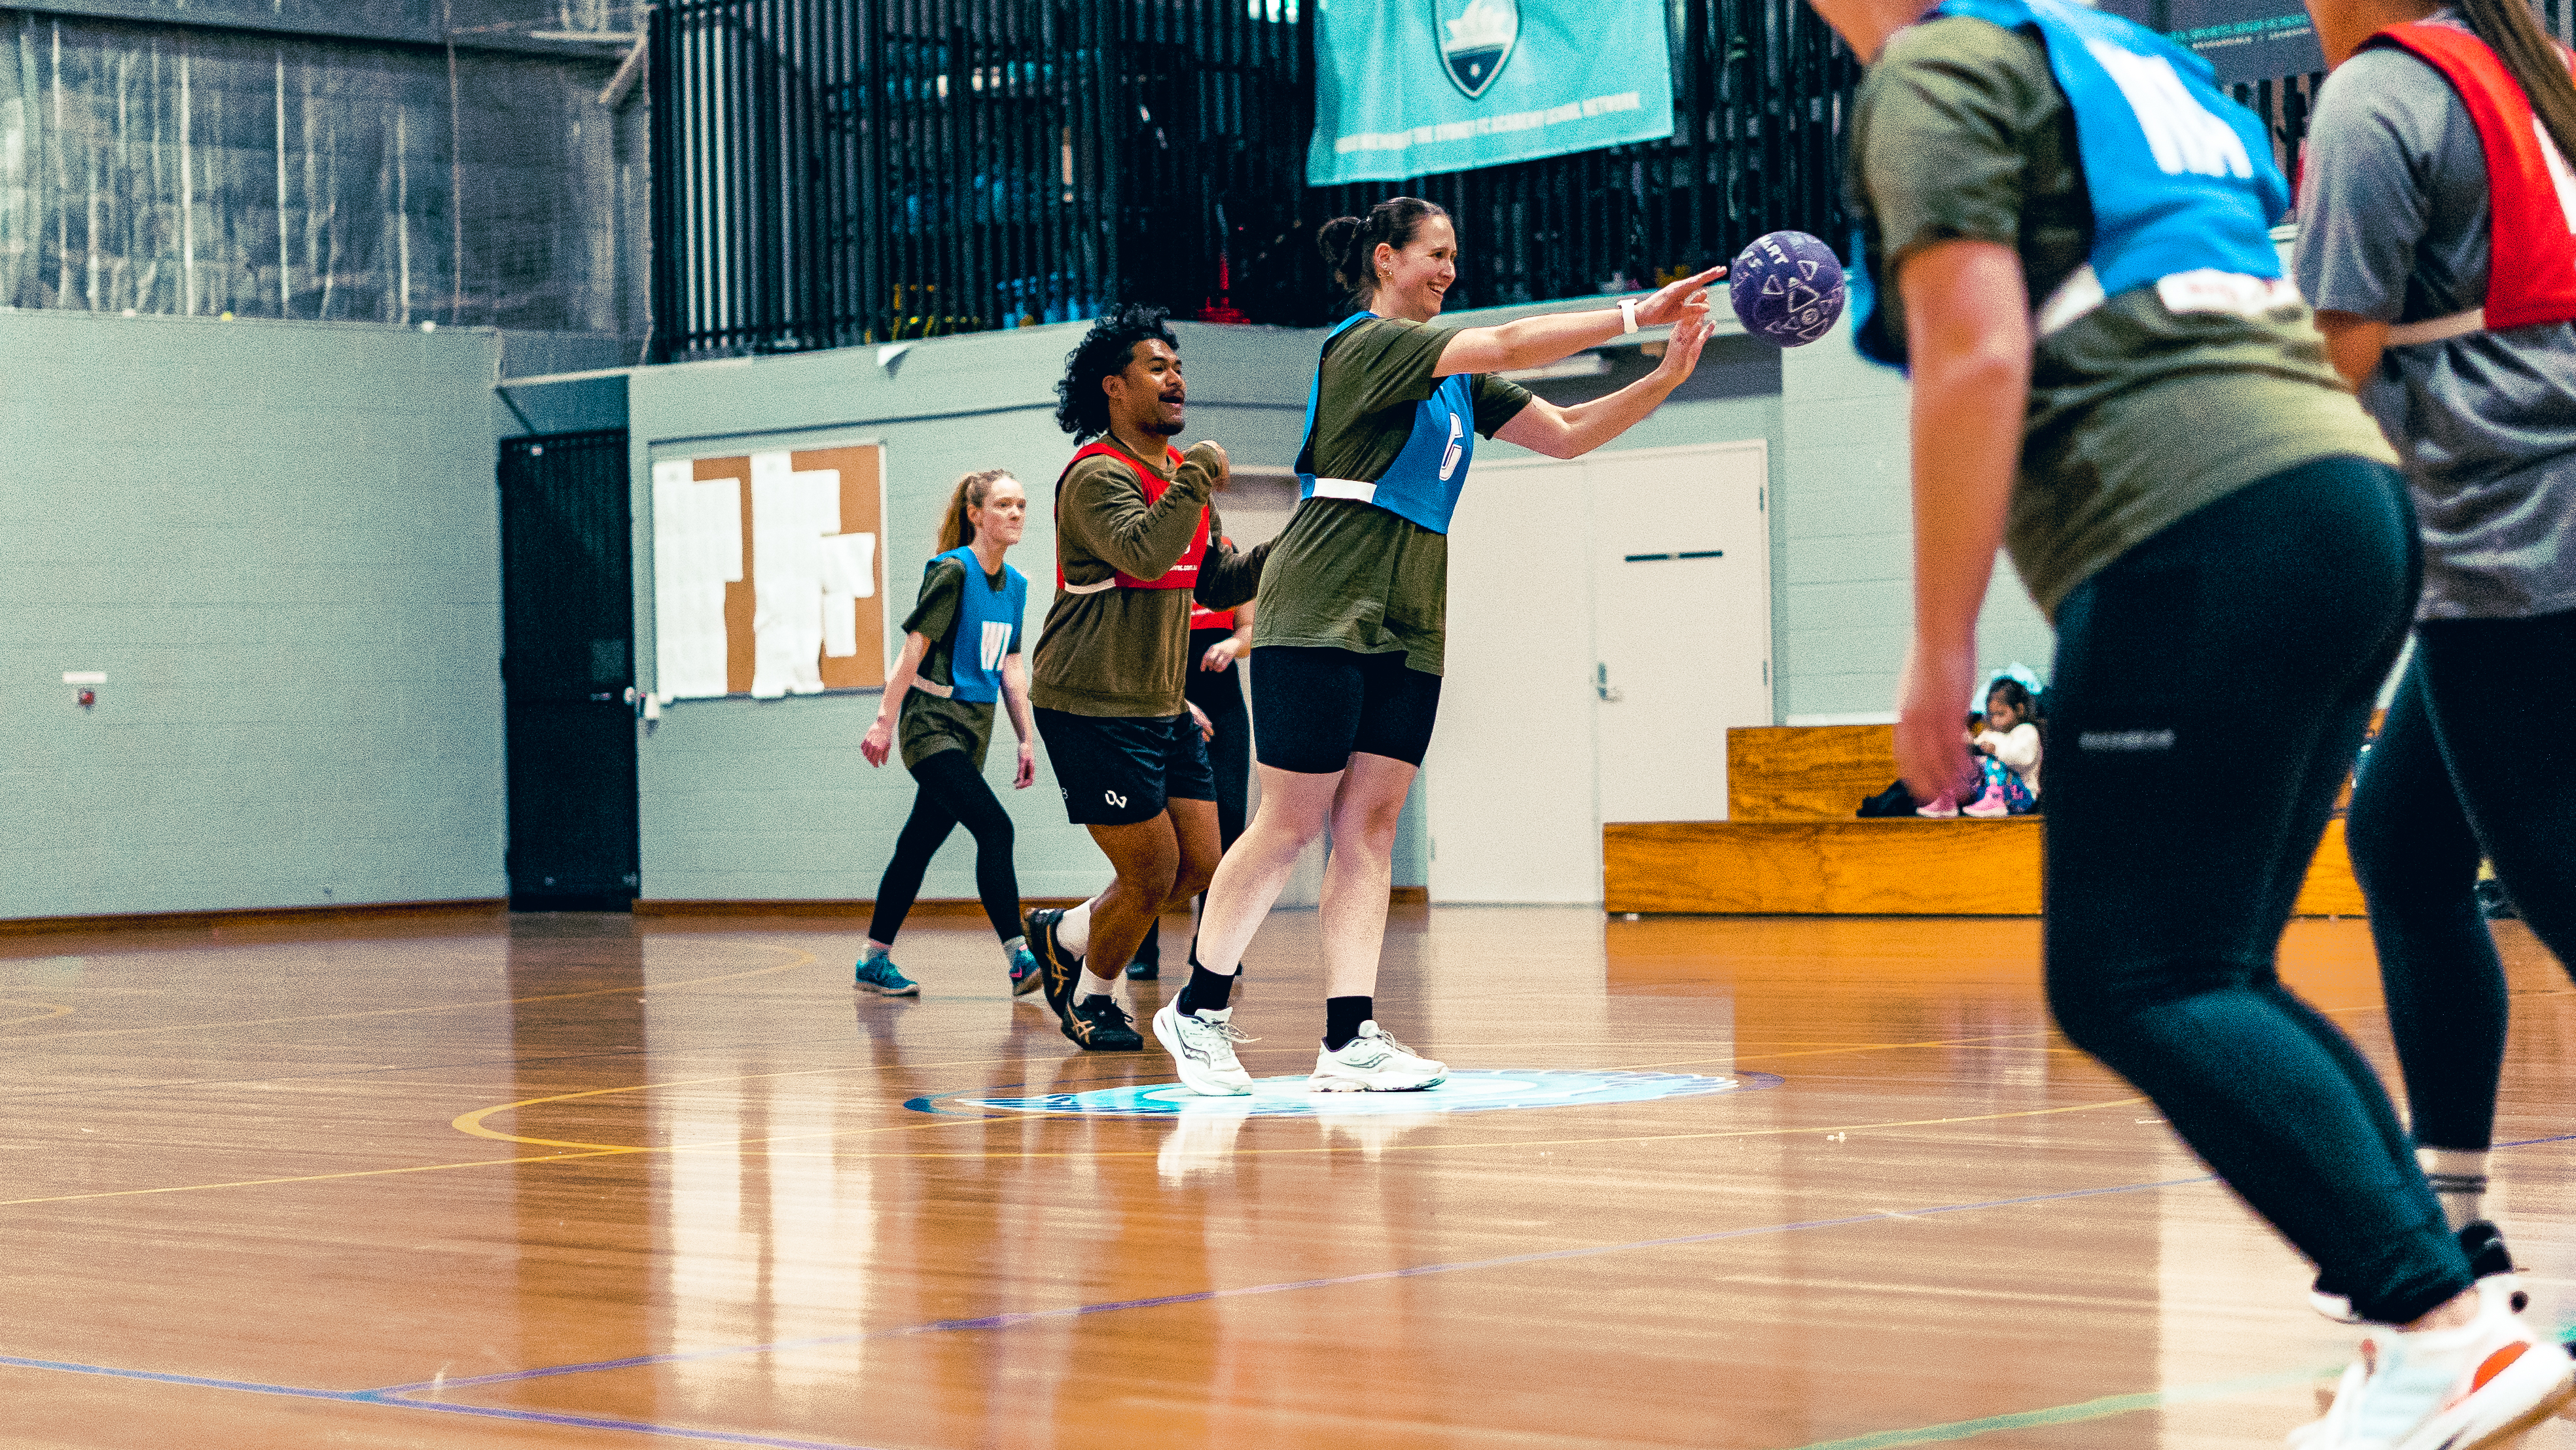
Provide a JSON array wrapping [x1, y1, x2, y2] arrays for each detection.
[[0, 1000, 73, 1027], [1, 946, 815, 1042], [1, 1094, 2166, 1208]]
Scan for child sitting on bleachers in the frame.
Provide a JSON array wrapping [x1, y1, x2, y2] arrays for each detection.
[[1961, 678, 2041, 817]]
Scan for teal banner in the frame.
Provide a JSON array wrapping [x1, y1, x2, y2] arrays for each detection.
[[1306, 0, 1677, 186]]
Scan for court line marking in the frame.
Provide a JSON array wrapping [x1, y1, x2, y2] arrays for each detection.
[[0, 1000, 73, 1027], [1772, 1368, 2330, 1450], [0, 1354, 886, 1449], [0, 945, 816, 1042]]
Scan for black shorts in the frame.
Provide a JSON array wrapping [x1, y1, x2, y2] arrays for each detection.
[[1035, 708, 1216, 826], [1249, 646, 1444, 773]]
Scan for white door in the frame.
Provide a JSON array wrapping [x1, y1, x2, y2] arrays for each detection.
[[1422, 456, 1603, 904], [1592, 442, 1772, 822]]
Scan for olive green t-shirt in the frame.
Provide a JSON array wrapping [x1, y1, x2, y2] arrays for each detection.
[[1253, 318, 1535, 675], [1031, 439, 1268, 716], [1850, 15, 2394, 618], [895, 556, 1014, 771]]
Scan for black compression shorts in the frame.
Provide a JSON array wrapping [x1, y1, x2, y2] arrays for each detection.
[[1249, 646, 1442, 773]]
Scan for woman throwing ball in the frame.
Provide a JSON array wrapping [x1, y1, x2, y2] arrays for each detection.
[[1806, 0, 2570, 1438], [1153, 197, 1719, 1096]]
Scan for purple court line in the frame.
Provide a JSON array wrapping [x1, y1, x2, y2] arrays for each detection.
[[386, 1129, 2576, 1396], [367, 1172, 2226, 1396]]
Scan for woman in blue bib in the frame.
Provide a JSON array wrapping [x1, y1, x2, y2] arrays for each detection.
[[1810, 0, 2568, 1434], [853, 469, 1038, 998], [1155, 197, 1721, 1096]]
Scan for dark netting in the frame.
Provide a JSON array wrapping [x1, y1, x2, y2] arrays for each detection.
[[0, 9, 643, 333]]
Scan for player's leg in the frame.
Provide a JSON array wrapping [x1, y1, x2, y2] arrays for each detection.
[[2042, 457, 2469, 1325], [2350, 658, 2509, 1235], [2416, 610, 2576, 988], [858, 771, 959, 996], [1024, 708, 1175, 1051], [1151, 796, 1254, 1093], [908, 747, 1041, 995], [1190, 646, 1370, 987], [1307, 652, 1444, 1090]]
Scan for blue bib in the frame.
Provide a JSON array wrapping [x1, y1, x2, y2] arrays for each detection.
[[926, 546, 1026, 704], [1850, 0, 2288, 368], [1294, 312, 1478, 535]]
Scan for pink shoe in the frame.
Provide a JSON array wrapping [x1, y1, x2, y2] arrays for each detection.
[[1962, 786, 2011, 818], [1915, 791, 1960, 818]]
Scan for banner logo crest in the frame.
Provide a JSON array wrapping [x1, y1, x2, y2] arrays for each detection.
[[1437, 0, 1519, 99]]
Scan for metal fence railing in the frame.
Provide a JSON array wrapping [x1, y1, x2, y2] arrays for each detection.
[[647, 0, 1864, 360]]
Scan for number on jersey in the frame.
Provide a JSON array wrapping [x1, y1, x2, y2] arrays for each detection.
[[2085, 41, 2254, 180], [980, 620, 1012, 673]]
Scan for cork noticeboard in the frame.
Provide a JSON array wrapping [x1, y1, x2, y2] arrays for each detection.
[[650, 444, 887, 701]]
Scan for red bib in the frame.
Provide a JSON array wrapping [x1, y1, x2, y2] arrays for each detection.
[[1054, 440, 1209, 592], [2367, 23, 2576, 331]]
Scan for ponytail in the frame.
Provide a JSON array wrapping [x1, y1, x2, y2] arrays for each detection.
[[1317, 196, 1452, 305], [937, 468, 1015, 551], [2454, 0, 2576, 178]]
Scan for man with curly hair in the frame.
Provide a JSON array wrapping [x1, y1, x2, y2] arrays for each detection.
[[1022, 306, 1269, 1055]]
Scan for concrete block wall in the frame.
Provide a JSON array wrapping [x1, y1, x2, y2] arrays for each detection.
[[1780, 329, 2056, 722], [0, 311, 510, 919]]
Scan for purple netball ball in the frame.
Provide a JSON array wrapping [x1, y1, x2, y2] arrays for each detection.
[[1728, 230, 1847, 347]]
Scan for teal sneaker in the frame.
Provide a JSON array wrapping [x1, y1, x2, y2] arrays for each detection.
[[1008, 947, 1045, 997], [855, 955, 919, 997]]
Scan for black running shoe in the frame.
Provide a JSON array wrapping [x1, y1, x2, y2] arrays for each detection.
[[2310, 1219, 2527, 1322], [1125, 960, 1160, 980], [1024, 907, 1088, 1033], [1064, 992, 1144, 1052]]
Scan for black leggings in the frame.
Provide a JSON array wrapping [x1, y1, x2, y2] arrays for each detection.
[[1139, 634, 1253, 966], [868, 749, 1022, 945], [2043, 455, 2465, 1325], [2351, 609, 2576, 1152]]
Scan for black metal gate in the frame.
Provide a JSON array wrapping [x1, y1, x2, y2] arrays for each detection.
[[647, 0, 1862, 360], [499, 430, 642, 912]]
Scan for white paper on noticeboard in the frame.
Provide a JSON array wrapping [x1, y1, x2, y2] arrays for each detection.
[[817, 533, 876, 598]]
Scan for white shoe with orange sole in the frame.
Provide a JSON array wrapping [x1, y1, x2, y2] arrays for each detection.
[[2288, 1292, 2574, 1450]]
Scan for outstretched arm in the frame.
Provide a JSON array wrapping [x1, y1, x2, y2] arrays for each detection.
[[1891, 238, 2031, 805], [1434, 265, 1725, 376], [1492, 296, 1716, 459]]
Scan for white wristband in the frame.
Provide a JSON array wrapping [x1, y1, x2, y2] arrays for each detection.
[[1619, 298, 1640, 335]]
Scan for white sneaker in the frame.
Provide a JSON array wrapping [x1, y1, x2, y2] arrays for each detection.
[[2287, 1292, 2573, 1450], [1153, 1000, 1255, 1096], [1309, 1021, 1445, 1092]]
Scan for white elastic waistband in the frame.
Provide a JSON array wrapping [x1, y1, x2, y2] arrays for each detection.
[[1060, 576, 1118, 595], [2388, 308, 2486, 346], [2033, 265, 2300, 338], [1310, 477, 1378, 504]]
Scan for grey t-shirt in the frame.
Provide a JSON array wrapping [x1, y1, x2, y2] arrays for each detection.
[[2294, 23, 2576, 620]]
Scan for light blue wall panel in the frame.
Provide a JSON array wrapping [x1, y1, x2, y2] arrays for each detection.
[[1780, 329, 2056, 720], [0, 311, 508, 919]]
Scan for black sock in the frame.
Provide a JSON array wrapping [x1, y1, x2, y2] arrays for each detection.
[[1323, 996, 1372, 1052], [1175, 957, 1235, 1016]]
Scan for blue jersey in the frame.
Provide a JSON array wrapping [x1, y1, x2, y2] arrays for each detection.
[[1850, 0, 2289, 368], [923, 546, 1026, 704], [1294, 312, 1479, 535]]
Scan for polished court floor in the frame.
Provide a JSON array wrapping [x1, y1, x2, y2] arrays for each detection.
[[7, 907, 2576, 1449]]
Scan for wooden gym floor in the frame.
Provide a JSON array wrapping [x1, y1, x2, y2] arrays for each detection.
[[7, 908, 2576, 1449]]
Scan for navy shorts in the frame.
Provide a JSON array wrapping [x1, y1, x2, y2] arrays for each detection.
[[1035, 708, 1216, 826]]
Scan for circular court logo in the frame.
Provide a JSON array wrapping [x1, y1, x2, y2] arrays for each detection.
[[907, 1067, 1780, 1118]]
